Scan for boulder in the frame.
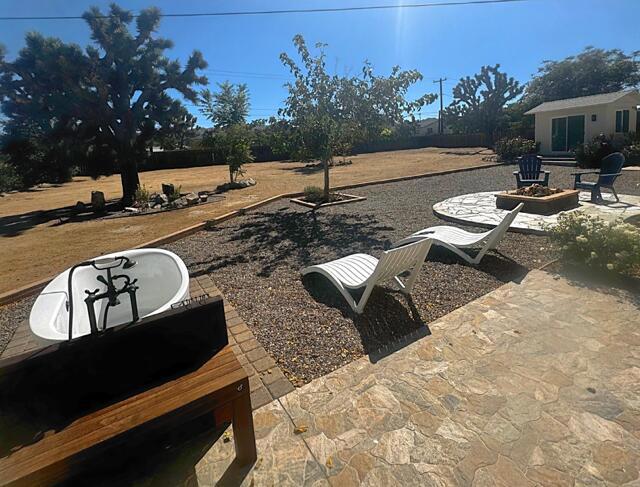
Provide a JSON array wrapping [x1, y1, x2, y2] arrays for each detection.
[[185, 192, 199, 205], [91, 191, 106, 212], [154, 193, 169, 205], [161, 183, 175, 197]]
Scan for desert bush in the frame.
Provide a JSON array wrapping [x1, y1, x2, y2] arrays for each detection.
[[0, 161, 22, 193], [134, 184, 151, 206], [168, 184, 182, 202], [575, 134, 615, 168], [303, 185, 325, 203], [494, 136, 538, 161], [549, 212, 640, 275]]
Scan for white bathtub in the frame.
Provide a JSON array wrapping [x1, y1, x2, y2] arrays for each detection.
[[29, 249, 190, 343]]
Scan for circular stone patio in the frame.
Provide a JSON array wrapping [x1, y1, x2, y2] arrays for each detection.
[[433, 191, 640, 234]]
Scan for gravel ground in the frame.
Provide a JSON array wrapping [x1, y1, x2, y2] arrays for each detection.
[[162, 165, 640, 386], [1, 165, 638, 375]]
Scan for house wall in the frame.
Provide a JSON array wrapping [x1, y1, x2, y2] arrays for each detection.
[[534, 93, 639, 155]]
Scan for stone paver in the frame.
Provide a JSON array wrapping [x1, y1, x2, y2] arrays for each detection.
[[190, 269, 640, 485], [433, 190, 640, 234]]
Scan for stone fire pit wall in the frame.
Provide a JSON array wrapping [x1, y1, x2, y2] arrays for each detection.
[[495, 189, 580, 215]]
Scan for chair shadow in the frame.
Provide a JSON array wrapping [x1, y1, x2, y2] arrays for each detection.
[[302, 274, 431, 363]]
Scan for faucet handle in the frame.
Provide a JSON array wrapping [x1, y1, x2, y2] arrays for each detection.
[[85, 288, 100, 297]]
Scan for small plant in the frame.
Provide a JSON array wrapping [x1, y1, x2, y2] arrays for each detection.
[[549, 212, 640, 276], [134, 184, 151, 206], [168, 184, 182, 202], [494, 136, 538, 161], [303, 185, 326, 204]]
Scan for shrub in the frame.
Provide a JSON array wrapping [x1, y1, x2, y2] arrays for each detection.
[[168, 184, 182, 202], [0, 161, 22, 193], [134, 184, 150, 206], [575, 134, 614, 168], [494, 136, 538, 161], [303, 185, 325, 204], [549, 212, 640, 275]]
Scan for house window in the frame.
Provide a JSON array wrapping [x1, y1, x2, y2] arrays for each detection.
[[427, 127, 433, 134], [615, 110, 630, 133], [591, 114, 597, 122]]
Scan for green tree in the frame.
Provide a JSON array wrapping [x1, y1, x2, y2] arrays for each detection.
[[280, 35, 434, 202], [0, 4, 207, 204], [444, 65, 523, 140], [155, 103, 198, 150], [199, 81, 253, 182], [199, 81, 250, 128], [524, 47, 640, 107]]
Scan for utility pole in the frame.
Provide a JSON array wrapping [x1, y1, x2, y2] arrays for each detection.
[[433, 77, 447, 134]]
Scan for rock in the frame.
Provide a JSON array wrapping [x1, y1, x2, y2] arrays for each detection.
[[199, 194, 208, 203], [91, 191, 106, 212], [161, 183, 175, 197], [124, 206, 139, 213], [185, 193, 199, 205], [154, 193, 169, 205]]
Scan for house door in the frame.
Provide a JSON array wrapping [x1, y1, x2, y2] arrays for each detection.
[[551, 118, 567, 152], [567, 115, 585, 150]]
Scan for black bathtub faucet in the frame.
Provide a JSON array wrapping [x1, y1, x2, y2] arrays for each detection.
[[67, 256, 140, 340]]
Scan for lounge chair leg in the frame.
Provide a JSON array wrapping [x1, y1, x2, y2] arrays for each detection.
[[232, 380, 257, 465]]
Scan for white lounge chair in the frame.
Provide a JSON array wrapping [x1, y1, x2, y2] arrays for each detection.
[[301, 239, 433, 314], [392, 203, 524, 265]]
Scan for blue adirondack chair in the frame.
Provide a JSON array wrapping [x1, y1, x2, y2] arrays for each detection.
[[572, 152, 625, 203], [513, 154, 550, 188]]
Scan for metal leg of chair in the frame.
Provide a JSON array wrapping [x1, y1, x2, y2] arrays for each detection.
[[610, 186, 620, 203]]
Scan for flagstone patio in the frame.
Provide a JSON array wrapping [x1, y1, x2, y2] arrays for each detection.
[[186, 269, 640, 486], [433, 191, 640, 235]]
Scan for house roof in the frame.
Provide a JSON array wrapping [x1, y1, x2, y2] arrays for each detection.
[[524, 90, 640, 115]]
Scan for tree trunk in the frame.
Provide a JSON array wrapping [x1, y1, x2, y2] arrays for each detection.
[[120, 156, 140, 207], [229, 165, 234, 183], [323, 158, 330, 203]]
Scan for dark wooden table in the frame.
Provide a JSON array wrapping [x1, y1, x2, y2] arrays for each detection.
[[0, 344, 256, 486]]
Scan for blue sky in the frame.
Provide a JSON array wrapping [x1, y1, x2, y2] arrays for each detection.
[[1, 0, 638, 126]]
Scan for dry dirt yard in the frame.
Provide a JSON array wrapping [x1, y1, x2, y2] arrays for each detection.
[[0, 147, 493, 294]]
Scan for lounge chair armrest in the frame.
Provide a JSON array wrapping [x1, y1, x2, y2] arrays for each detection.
[[542, 170, 550, 174], [513, 170, 520, 176], [599, 172, 623, 177]]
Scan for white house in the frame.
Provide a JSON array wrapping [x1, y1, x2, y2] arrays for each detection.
[[415, 117, 452, 136], [525, 90, 640, 155]]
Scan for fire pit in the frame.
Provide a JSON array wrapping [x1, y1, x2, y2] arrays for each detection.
[[496, 185, 579, 215]]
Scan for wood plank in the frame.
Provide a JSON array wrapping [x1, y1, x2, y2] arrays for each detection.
[[0, 349, 248, 486], [0, 297, 254, 486]]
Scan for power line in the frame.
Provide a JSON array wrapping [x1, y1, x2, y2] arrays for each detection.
[[0, 0, 531, 21]]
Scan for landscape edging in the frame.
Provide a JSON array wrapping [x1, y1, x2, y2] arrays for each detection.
[[0, 162, 500, 306]]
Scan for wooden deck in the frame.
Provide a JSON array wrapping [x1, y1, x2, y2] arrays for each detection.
[[0, 298, 256, 486]]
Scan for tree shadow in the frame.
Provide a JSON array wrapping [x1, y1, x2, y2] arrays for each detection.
[[0, 201, 120, 237], [190, 207, 395, 278], [302, 273, 431, 363]]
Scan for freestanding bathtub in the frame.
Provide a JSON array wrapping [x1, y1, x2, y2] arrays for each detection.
[[29, 248, 190, 343]]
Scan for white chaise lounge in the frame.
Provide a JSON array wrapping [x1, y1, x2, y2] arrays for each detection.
[[392, 203, 524, 265], [301, 239, 433, 314]]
